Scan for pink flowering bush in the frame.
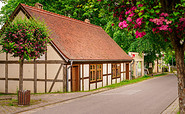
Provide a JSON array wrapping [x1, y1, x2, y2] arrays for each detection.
[[0, 18, 50, 61], [103, 0, 185, 39], [119, 20, 128, 29]]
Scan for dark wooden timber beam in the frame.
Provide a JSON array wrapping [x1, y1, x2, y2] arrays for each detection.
[[0, 60, 66, 64], [5, 53, 8, 93]]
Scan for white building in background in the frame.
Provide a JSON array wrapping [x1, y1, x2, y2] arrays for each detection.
[[153, 55, 163, 73], [128, 52, 144, 78]]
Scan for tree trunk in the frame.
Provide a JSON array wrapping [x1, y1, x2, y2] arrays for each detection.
[[169, 31, 185, 113], [175, 47, 185, 113], [19, 59, 24, 91]]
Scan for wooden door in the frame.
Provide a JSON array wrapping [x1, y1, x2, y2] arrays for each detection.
[[72, 65, 80, 92], [126, 63, 129, 80]]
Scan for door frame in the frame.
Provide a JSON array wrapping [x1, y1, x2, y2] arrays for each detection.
[[126, 63, 129, 80], [71, 64, 80, 92]]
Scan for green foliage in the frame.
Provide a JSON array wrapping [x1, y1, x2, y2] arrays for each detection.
[[104, 73, 167, 89], [0, 18, 50, 61], [112, 27, 171, 65], [0, 0, 110, 28], [163, 51, 185, 66], [163, 51, 176, 66]]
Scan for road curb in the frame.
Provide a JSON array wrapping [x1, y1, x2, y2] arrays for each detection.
[[14, 88, 110, 114], [161, 97, 179, 114]]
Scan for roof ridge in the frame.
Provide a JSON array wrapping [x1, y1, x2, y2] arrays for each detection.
[[20, 3, 101, 29]]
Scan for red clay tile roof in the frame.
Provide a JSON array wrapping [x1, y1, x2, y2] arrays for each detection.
[[20, 4, 132, 61]]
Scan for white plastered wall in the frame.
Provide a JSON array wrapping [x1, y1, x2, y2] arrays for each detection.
[[67, 65, 71, 92], [121, 63, 124, 81], [117, 78, 120, 83], [97, 82, 102, 88], [83, 64, 90, 91]]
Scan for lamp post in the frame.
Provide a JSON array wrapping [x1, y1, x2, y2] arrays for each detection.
[[172, 56, 173, 72]]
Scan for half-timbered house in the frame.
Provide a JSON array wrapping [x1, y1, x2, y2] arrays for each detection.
[[0, 3, 132, 93]]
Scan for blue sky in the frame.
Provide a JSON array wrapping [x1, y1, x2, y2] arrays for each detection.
[[0, 1, 5, 28]]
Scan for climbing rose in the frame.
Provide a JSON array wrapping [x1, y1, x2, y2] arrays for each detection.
[[158, 25, 169, 30], [160, 13, 169, 17], [127, 17, 132, 22], [136, 18, 143, 25], [119, 21, 128, 29], [138, 4, 143, 7], [135, 31, 146, 38], [180, 18, 185, 22], [129, 12, 135, 17]]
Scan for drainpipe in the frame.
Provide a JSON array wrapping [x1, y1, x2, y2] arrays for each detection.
[[130, 59, 135, 80], [66, 60, 73, 92]]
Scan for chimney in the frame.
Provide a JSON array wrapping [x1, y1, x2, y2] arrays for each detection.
[[35, 3, 43, 9], [84, 19, 90, 24]]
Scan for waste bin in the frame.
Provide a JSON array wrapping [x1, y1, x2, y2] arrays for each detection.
[[18, 90, 30, 106]]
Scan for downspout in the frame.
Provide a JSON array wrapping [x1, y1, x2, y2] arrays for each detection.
[[66, 60, 73, 92], [130, 59, 135, 80]]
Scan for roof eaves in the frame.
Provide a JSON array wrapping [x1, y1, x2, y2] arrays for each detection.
[[70, 59, 133, 63], [50, 41, 69, 62]]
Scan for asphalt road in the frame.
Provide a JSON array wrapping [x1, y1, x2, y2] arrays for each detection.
[[28, 74, 178, 114]]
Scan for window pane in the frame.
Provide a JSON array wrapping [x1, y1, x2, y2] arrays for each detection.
[[93, 71, 95, 80], [97, 65, 99, 69], [116, 64, 121, 77], [99, 70, 102, 79], [90, 71, 92, 80], [97, 71, 99, 79], [93, 65, 95, 69], [90, 64, 96, 82]]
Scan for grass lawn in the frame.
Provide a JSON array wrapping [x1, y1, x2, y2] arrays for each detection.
[[0, 99, 43, 107], [91, 72, 167, 90]]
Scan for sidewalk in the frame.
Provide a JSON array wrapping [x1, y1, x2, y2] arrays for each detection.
[[0, 88, 109, 114], [162, 97, 179, 114]]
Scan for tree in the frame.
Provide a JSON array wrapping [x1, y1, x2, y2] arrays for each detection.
[[0, 18, 50, 90], [111, 23, 170, 68], [0, 0, 111, 29], [98, 1, 170, 68], [163, 51, 176, 66], [98, 0, 185, 112]]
